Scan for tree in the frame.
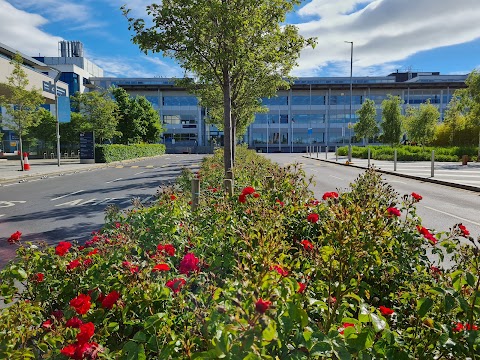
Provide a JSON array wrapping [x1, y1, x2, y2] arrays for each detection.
[[111, 87, 163, 144], [0, 53, 44, 170], [70, 91, 119, 143], [60, 112, 90, 148], [403, 100, 439, 146], [26, 107, 56, 146], [443, 96, 467, 145], [354, 99, 378, 144], [452, 69, 480, 160], [122, 0, 315, 174], [380, 95, 403, 146]]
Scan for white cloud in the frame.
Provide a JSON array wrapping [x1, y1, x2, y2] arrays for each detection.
[[7, 0, 94, 24], [0, 0, 61, 56], [294, 0, 480, 75], [91, 55, 183, 78]]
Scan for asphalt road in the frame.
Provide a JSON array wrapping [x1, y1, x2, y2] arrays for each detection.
[[0, 154, 204, 267]]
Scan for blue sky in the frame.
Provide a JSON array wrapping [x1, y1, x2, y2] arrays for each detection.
[[1, 0, 479, 78]]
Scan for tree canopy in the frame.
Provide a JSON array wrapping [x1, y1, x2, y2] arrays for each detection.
[[380, 95, 403, 146], [122, 0, 315, 174], [403, 100, 439, 146], [111, 87, 163, 144], [354, 99, 378, 143]]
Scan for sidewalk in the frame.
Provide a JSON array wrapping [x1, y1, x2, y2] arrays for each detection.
[[0, 157, 110, 185], [304, 151, 480, 192]]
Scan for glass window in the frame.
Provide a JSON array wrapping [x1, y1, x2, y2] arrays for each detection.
[[261, 96, 288, 105], [291, 114, 324, 125], [163, 114, 197, 125], [163, 96, 198, 106], [330, 95, 362, 105], [291, 95, 325, 106], [145, 96, 160, 110], [255, 113, 287, 124]]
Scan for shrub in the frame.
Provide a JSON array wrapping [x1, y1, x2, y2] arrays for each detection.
[[95, 144, 166, 163], [1, 147, 479, 358]]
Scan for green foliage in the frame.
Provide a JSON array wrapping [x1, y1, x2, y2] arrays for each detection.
[[403, 100, 439, 146], [122, 0, 316, 173], [111, 87, 163, 144], [380, 95, 404, 146], [354, 99, 378, 143], [70, 90, 119, 143], [0, 53, 44, 162], [95, 143, 166, 163], [2, 146, 479, 358], [25, 107, 56, 145], [337, 145, 478, 161]]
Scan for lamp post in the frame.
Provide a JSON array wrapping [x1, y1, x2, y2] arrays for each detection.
[[50, 68, 62, 167], [341, 92, 345, 145], [345, 41, 353, 161]]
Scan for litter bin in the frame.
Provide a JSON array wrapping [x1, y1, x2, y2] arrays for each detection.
[[462, 155, 468, 165]]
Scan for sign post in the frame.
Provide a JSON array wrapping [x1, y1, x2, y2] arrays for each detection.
[[80, 132, 95, 164]]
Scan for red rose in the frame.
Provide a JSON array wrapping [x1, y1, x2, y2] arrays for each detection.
[[76, 322, 95, 344], [42, 319, 53, 330], [253, 192, 260, 198], [157, 244, 175, 256], [275, 199, 285, 207], [411, 192, 422, 201], [170, 195, 177, 201], [379, 305, 394, 316], [8, 231, 22, 244], [466, 323, 478, 330], [61, 344, 77, 358], [255, 298, 271, 313], [83, 258, 93, 267], [34, 273, 44, 282], [322, 192, 339, 200], [270, 265, 288, 277], [166, 278, 186, 293], [307, 213, 319, 223], [52, 310, 63, 319], [55, 241, 72, 256], [238, 194, 247, 203], [101, 291, 120, 310], [300, 239, 314, 251], [387, 207, 401, 217], [458, 224, 470, 237], [66, 317, 83, 328], [417, 225, 437, 245], [297, 282, 307, 294], [152, 263, 170, 272], [87, 249, 98, 257], [67, 259, 81, 270], [453, 322, 464, 332], [70, 294, 91, 315], [242, 186, 255, 195], [179, 253, 200, 275]]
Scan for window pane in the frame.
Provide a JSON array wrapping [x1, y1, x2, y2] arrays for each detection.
[[163, 96, 198, 106]]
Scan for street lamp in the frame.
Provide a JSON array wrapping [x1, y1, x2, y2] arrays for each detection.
[[345, 41, 353, 161], [341, 92, 345, 145], [50, 68, 62, 167]]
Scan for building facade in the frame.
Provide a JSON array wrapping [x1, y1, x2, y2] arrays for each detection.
[[91, 71, 467, 152], [0, 42, 69, 153]]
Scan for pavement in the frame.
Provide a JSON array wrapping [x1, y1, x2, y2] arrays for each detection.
[[303, 151, 480, 192], [1, 153, 480, 192]]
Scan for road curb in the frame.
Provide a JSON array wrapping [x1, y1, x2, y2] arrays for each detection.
[[303, 155, 480, 193]]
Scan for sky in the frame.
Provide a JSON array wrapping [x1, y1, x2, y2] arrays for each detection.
[[0, 0, 480, 79]]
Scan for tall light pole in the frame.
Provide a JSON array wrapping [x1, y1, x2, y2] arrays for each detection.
[[50, 68, 62, 166], [345, 41, 353, 161]]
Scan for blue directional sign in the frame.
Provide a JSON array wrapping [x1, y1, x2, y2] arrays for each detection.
[[57, 96, 71, 123]]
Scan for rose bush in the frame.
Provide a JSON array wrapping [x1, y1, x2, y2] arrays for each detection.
[[0, 146, 479, 359]]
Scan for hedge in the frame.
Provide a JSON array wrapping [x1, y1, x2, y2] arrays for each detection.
[[95, 144, 166, 163], [337, 145, 478, 162]]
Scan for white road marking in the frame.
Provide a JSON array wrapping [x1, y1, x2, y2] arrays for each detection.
[[329, 175, 344, 180], [134, 171, 147, 175], [51, 190, 84, 201], [106, 178, 123, 184], [0, 214, 5, 218], [424, 206, 480, 227], [388, 180, 406, 184], [0, 200, 26, 208]]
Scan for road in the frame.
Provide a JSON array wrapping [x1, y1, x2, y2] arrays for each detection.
[[1, 152, 478, 268], [264, 153, 480, 264], [0, 155, 204, 267]]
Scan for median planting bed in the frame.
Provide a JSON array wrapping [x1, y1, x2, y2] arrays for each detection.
[[1, 147, 479, 359]]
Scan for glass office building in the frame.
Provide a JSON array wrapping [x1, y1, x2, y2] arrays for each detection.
[[91, 71, 467, 152]]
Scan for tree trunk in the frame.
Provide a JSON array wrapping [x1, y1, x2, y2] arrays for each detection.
[[19, 134, 24, 171], [231, 115, 236, 168], [477, 130, 480, 162], [222, 72, 233, 175]]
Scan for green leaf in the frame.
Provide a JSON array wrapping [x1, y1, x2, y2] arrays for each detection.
[[143, 313, 166, 334], [466, 272, 476, 288], [310, 341, 331, 356], [444, 295, 456, 313], [416, 297, 434, 317], [17, 268, 28, 280], [262, 320, 278, 343], [108, 322, 119, 332], [133, 331, 147, 343], [359, 303, 370, 323], [122, 341, 146, 360]]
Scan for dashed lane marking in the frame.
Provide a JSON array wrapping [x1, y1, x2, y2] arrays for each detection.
[[131, 166, 139, 168], [329, 175, 344, 180], [115, 165, 124, 168], [146, 165, 154, 168], [105, 178, 123, 184], [134, 171, 148, 175], [51, 190, 84, 201]]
